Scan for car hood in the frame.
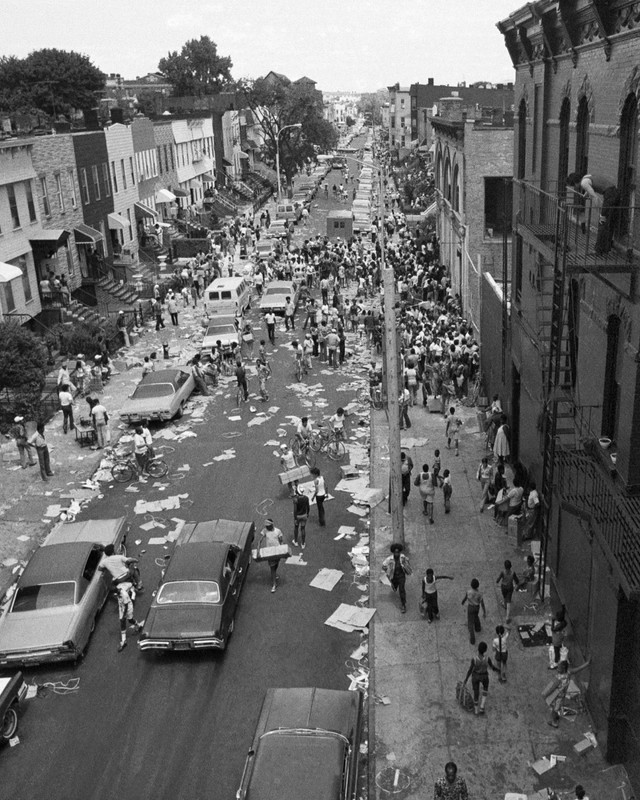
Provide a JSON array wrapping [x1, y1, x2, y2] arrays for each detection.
[[202, 332, 238, 349], [120, 396, 175, 416], [0, 608, 76, 653], [143, 604, 222, 639], [260, 296, 288, 308]]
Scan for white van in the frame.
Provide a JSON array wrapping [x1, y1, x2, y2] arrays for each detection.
[[275, 201, 300, 222], [204, 276, 252, 317]]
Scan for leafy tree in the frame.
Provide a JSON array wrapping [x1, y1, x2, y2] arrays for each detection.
[[159, 36, 233, 96], [0, 323, 47, 422], [346, 116, 355, 127], [357, 89, 389, 126], [242, 77, 338, 189], [0, 49, 105, 119]]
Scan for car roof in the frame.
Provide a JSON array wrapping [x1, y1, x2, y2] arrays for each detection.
[[43, 517, 126, 547], [20, 542, 95, 587], [176, 519, 253, 548], [266, 281, 294, 291], [163, 542, 227, 583], [259, 688, 359, 737], [139, 369, 187, 385]]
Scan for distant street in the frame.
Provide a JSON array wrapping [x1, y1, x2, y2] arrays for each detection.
[[0, 150, 373, 800]]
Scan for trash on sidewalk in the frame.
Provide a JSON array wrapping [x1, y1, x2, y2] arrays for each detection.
[[309, 568, 343, 591], [324, 603, 376, 633], [529, 756, 554, 775], [574, 731, 597, 754]]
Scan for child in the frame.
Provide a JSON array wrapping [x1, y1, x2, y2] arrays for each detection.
[[492, 624, 510, 682], [496, 559, 520, 623], [442, 469, 452, 513], [445, 406, 463, 456], [421, 567, 453, 622], [519, 554, 539, 599], [432, 449, 442, 486], [477, 456, 493, 512], [415, 465, 435, 523]]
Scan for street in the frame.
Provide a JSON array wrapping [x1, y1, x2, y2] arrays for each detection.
[[0, 161, 373, 800]]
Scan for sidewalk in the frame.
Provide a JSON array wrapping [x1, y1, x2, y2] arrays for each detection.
[[0, 299, 207, 599], [370, 400, 624, 800]]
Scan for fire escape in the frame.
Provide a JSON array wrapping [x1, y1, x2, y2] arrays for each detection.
[[513, 181, 640, 600]]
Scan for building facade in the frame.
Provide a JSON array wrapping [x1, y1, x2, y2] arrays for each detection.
[[498, 0, 640, 786], [387, 84, 412, 157]]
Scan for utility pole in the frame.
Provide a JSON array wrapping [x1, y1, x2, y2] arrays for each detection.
[[378, 160, 404, 546]]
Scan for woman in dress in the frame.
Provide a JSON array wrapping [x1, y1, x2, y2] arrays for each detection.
[[493, 414, 511, 465]]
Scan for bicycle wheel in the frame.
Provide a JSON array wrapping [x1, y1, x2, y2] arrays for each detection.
[[325, 438, 347, 461], [295, 362, 302, 382], [145, 458, 168, 478], [112, 462, 134, 482], [290, 437, 303, 457], [303, 447, 317, 468], [309, 430, 324, 453], [372, 390, 384, 410], [356, 387, 370, 406]]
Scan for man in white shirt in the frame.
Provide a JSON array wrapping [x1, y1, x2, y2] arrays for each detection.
[[58, 384, 75, 433], [265, 311, 276, 344], [91, 401, 109, 449]]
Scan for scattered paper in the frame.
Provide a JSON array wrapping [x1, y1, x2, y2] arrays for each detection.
[[310, 568, 344, 591], [324, 603, 376, 632], [347, 505, 368, 517], [147, 537, 167, 546]]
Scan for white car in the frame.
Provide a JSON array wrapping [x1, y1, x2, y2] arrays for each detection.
[[259, 281, 299, 316], [201, 316, 241, 353]]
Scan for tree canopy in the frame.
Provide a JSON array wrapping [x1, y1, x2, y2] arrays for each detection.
[[0, 322, 48, 422], [159, 36, 234, 96], [242, 77, 338, 187], [357, 89, 389, 126], [0, 49, 105, 119]]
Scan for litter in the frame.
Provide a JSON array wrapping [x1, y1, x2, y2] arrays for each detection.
[[147, 537, 167, 546], [347, 505, 368, 517], [324, 604, 376, 633], [213, 450, 236, 461], [309, 569, 343, 591]]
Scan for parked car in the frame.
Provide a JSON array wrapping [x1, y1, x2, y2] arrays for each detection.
[[265, 219, 291, 239], [138, 519, 254, 653], [0, 672, 27, 743], [259, 281, 300, 316], [119, 367, 195, 425], [236, 687, 363, 800], [255, 240, 275, 261], [0, 518, 128, 667], [201, 315, 241, 354]]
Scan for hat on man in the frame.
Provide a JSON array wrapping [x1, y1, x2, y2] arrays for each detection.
[[14, 416, 24, 423]]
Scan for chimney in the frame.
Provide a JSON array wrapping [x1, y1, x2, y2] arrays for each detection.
[[439, 96, 464, 122], [84, 108, 100, 130], [428, 78, 434, 86], [110, 108, 124, 124]]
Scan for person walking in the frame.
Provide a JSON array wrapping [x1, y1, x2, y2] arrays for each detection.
[[461, 578, 486, 645], [326, 328, 339, 368], [154, 299, 165, 331], [284, 297, 295, 331], [477, 456, 493, 512], [382, 543, 412, 614], [492, 625, 510, 683], [258, 518, 284, 593], [420, 568, 453, 623], [10, 416, 36, 469], [91, 399, 109, 449], [493, 414, 510, 464], [292, 489, 310, 549], [441, 469, 452, 513], [116, 311, 130, 347], [280, 443, 297, 497], [445, 406, 462, 455], [399, 386, 411, 430], [462, 641, 499, 715], [549, 608, 568, 669], [167, 295, 179, 326], [28, 421, 54, 481], [265, 311, 276, 345], [235, 360, 249, 402], [400, 451, 414, 507], [311, 466, 327, 527], [415, 464, 435, 522], [58, 384, 76, 433], [433, 761, 469, 800], [496, 559, 520, 623]]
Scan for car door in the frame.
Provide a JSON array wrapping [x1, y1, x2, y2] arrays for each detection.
[[77, 546, 107, 650]]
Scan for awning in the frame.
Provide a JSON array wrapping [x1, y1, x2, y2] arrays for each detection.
[[238, 151, 250, 160], [74, 224, 103, 245], [222, 158, 233, 167], [108, 212, 131, 230], [29, 229, 69, 246], [134, 201, 158, 221], [0, 262, 23, 282], [172, 188, 189, 198], [202, 172, 216, 182], [156, 189, 176, 203], [421, 202, 437, 219]]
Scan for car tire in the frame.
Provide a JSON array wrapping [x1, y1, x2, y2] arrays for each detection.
[[1, 706, 18, 742], [175, 402, 184, 420]]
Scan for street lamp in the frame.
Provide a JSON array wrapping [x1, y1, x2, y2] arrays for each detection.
[[276, 123, 302, 201]]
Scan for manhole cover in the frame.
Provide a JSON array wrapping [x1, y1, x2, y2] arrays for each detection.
[[376, 766, 412, 794]]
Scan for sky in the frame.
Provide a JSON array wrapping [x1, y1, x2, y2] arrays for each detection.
[[1, 0, 520, 93]]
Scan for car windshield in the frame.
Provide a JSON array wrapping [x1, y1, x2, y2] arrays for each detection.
[[12, 582, 76, 611], [207, 324, 236, 337], [265, 286, 290, 296], [133, 383, 175, 399], [156, 580, 220, 604]]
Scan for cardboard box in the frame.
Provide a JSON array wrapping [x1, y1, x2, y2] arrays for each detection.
[[279, 465, 311, 485], [252, 545, 291, 563]]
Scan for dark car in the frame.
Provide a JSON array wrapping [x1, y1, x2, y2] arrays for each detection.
[[1, 672, 27, 743], [236, 687, 363, 800], [138, 519, 254, 652]]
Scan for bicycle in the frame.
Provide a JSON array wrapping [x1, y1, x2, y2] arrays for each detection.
[[357, 384, 384, 410], [109, 449, 168, 482], [295, 357, 308, 382], [289, 435, 317, 468], [309, 425, 347, 461]]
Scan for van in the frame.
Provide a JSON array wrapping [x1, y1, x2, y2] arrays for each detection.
[[275, 201, 300, 222], [204, 276, 252, 317]]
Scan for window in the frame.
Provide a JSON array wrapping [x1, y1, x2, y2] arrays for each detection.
[[121, 159, 127, 190], [517, 99, 527, 180], [575, 96, 590, 177], [129, 156, 135, 185], [170, 146, 175, 170], [616, 93, 638, 244], [111, 161, 118, 193], [91, 165, 100, 201], [40, 177, 50, 217], [25, 181, 37, 222], [557, 98, 571, 198], [67, 169, 77, 208], [400, 97, 405, 108], [19, 258, 32, 302], [4, 280, 15, 312], [80, 168, 90, 205], [164, 144, 169, 172], [400, 117, 405, 127], [126, 208, 132, 240], [7, 184, 20, 228], [102, 163, 111, 197], [54, 173, 65, 212], [452, 165, 460, 212], [157, 146, 163, 174], [484, 177, 513, 236], [602, 315, 622, 441], [532, 85, 540, 173]]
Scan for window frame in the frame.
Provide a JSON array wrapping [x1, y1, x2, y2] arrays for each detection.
[[91, 164, 101, 201], [80, 169, 90, 206], [111, 161, 118, 194], [67, 169, 78, 208], [102, 163, 111, 197], [25, 181, 38, 222], [7, 183, 21, 228]]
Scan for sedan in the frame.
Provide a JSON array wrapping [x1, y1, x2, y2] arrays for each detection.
[[0, 518, 127, 666], [201, 316, 240, 353], [119, 367, 195, 424], [259, 281, 299, 316], [236, 687, 363, 800], [138, 519, 254, 653]]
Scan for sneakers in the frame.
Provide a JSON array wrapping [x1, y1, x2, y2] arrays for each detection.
[[271, 585, 277, 593], [301, 542, 306, 550], [292, 540, 299, 547], [400, 605, 406, 614], [118, 640, 127, 652]]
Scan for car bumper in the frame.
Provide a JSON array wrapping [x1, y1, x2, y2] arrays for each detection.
[[120, 410, 174, 424], [0, 646, 78, 667], [138, 637, 225, 652]]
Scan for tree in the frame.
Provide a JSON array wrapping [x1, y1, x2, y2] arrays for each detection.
[[159, 36, 233, 96], [346, 116, 355, 127], [242, 77, 338, 188], [0, 323, 47, 423], [357, 89, 389, 126], [0, 49, 105, 119]]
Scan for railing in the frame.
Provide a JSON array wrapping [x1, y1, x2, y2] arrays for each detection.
[[3, 311, 56, 341]]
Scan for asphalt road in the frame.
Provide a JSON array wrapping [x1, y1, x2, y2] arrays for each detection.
[[0, 153, 373, 800]]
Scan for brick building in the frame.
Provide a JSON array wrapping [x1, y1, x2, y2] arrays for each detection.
[[498, 0, 640, 785], [387, 84, 412, 157], [432, 96, 513, 349], [104, 123, 140, 268], [131, 116, 160, 238]]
